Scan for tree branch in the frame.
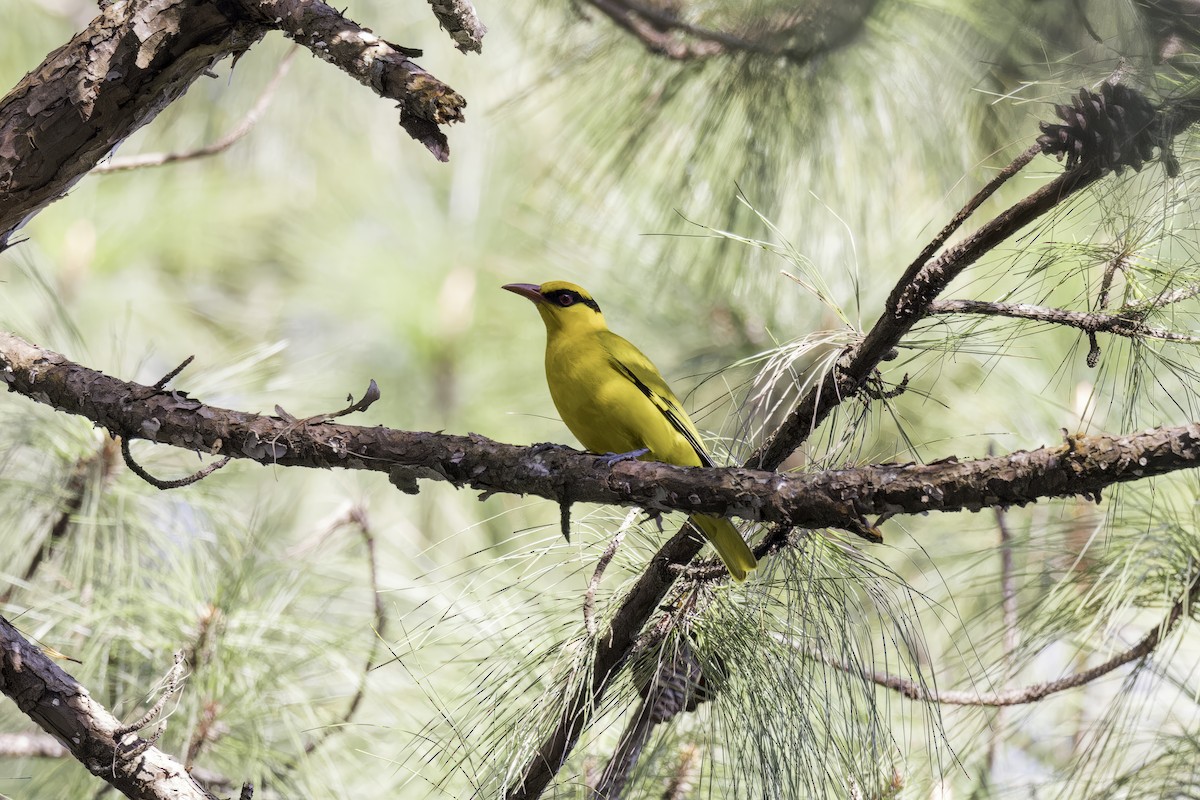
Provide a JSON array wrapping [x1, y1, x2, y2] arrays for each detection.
[[0, 0, 264, 248], [0, 0, 466, 248], [512, 92, 1200, 795], [92, 47, 298, 174], [581, 0, 880, 62], [927, 298, 1200, 343], [9, 332, 1200, 534], [0, 615, 221, 800], [747, 160, 1106, 471], [231, 0, 466, 161], [426, 0, 487, 54]]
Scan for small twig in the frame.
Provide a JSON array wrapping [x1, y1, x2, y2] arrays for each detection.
[[269, 505, 388, 783], [900, 144, 1042, 300], [863, 373, 910, 400], [780, 566, 1200, 706], [989, 506, 1020, 778], [151, 356, 195, 390], [927, 298, 1200, 343], [1095, 253, 1129, 311], [426, 0, 487, 53], [120, 437, 232, 490], [585, 513, 635, 637], [115, 652, 186, 738], [274, 379, 381, 426], [94, 49, 297, 173], [303, 506, 387, 754], [1123, 282, 1200, 316]]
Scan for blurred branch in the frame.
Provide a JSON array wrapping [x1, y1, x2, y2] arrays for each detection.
[[11, 332, 1200, 535], [784, 563, 1200, 706], [426, 0, 487, 54], [299, 507, 386, 758], [996, 508, 1019, 675], [927, 299, 1200, 343], [0, 731, 68, 758], [1, 436, 120, 605], [93, 48, 298, 174], [0, 615, 223, 800], [581, 0, 880, 62], [231, 0, 466, 161], [0, 730, 234, 792]]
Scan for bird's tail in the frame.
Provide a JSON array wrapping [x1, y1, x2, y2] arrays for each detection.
[[691, 514, 756, 582]]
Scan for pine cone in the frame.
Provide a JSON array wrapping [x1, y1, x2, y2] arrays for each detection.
[[635, 638, 720, 724], [1037, 83, 1175, 176]]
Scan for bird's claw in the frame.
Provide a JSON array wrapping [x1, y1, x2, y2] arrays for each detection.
[[597, 448, 650, 467]]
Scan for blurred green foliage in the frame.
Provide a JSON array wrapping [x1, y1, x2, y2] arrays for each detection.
[[4, 0, 1200, 798]]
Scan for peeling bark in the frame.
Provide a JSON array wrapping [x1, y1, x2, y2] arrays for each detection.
[[0, 0, 467, 246], [0, 0, 263, 246]]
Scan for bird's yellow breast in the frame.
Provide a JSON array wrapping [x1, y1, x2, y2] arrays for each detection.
[[545, 328, 704, 467]]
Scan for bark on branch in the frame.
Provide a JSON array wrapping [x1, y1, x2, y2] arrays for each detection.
[[0, 616, 220, 800], [928, 298, 1200, 343], [0, 0, 465, 246], [230, 0, 465, 159], [7, 331, 1200, 534]]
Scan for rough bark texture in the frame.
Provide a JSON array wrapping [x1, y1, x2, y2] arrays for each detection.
[[0, 616, 216, 800], [230, 0, 466, 159], [0, 0, 263, 247], [0, 0, 467, 246], [5, 330, 1200, 536]]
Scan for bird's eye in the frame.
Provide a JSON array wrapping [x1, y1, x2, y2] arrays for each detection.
[[557, 293, 575, 307]]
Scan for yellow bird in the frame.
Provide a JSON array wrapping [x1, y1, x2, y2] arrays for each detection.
[[504, 280, 756, 581]]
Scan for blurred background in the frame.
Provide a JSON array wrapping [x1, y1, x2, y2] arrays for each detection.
[[3, 0, 1200, 797]]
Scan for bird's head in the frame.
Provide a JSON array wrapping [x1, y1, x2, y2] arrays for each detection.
[[502, 281, 608, 334]]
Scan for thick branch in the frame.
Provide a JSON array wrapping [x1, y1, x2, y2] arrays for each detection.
[[0, 616, 217, 800], [0, 0, 263, 247], [9, 332, 1200, 531], [232, 0, 466, 160], [0, 0, 466, 247]]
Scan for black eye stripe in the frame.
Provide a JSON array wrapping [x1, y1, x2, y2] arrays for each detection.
[[541, 289, 602, 313]]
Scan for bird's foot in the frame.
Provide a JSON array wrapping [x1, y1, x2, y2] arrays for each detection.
[[597, 448, 650, 467]]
